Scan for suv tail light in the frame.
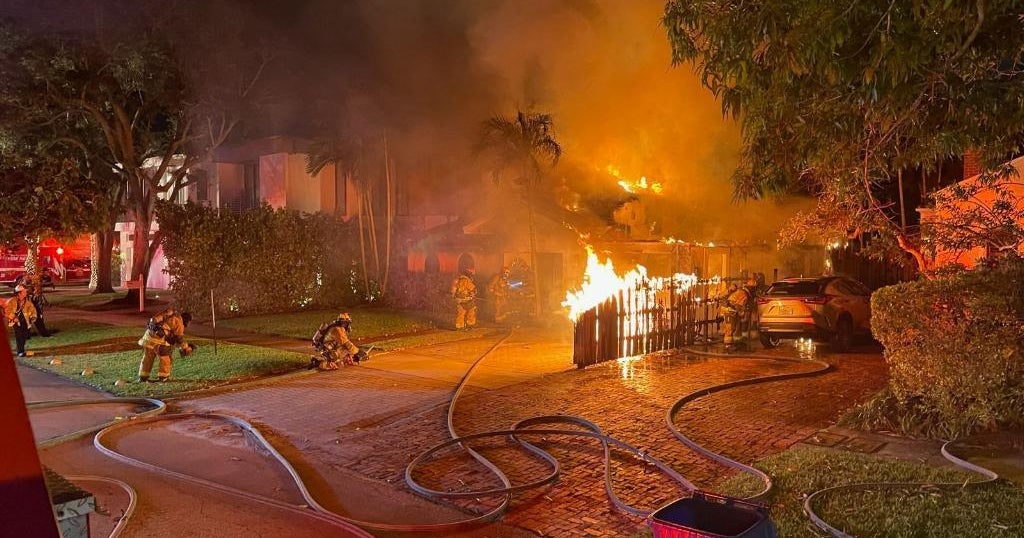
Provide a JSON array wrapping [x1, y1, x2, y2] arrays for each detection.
[[802, 295, 830, 305], [755, 297, 770, 305]]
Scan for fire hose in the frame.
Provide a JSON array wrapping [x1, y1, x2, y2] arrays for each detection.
[[31, 336, 999, 537], [34, 331, 700, 535], [678, 347, 1000, 537]]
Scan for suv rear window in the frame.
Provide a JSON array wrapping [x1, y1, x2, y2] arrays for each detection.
[[765, 281, 825, 296]]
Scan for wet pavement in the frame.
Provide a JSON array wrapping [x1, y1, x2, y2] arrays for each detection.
[[23, 311, 899, 538]]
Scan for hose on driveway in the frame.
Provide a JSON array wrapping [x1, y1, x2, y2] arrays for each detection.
[[32, 335, 999, 536]]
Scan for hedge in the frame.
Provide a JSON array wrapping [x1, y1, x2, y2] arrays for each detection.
[[871, 256, 1024, 437], [157, 202, 365, 317]]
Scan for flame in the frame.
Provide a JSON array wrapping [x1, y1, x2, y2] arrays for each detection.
[[606, 165, 664, 195], [562, 246, 705, 322]]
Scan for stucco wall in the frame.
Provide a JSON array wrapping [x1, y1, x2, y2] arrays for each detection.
[[286, 153, 322, 213]]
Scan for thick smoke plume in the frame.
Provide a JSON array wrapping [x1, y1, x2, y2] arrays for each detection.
[[3, 0, 812, 243]]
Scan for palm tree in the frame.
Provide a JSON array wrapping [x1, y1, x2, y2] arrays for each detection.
[[476, 111, 562, 317], [306, 136, 374, 296]]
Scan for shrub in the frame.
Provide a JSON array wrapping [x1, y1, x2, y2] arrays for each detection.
[[157, 202, 364, 317], [871, 255, 1024, 437], [388, 270, 453, 319]]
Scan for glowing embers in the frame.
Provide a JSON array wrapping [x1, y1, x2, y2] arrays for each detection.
[[606, 165, 663, 195]]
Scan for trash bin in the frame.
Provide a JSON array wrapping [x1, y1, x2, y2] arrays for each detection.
[[648, 491, 777, 538]]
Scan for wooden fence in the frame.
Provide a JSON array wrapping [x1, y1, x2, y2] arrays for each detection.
[[571, 277, 747, 369]]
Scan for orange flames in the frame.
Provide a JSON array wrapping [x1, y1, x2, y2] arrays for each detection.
[[606, 165, 664, 195], [562, 246, 702, 322]]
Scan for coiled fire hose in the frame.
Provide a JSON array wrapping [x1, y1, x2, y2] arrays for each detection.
[[677, 347, 1000, 537], [31, 335, 1000, 537]]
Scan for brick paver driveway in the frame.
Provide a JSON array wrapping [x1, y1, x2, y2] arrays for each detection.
[[187, 335, 887, 538]]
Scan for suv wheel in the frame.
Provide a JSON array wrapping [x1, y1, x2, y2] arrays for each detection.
[[759, 333, 781, 349], [833, 317, 853, 352]]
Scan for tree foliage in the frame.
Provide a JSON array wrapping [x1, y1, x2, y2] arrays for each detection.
[[157, 202, 363, 317], [0, 15, 272, 291], [475, 111, 562, 316], [871, 255, 1024, 437], [664, 1, 1024, 269], [0, 27, 117, 247]]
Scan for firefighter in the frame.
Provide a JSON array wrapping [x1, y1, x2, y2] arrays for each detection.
[[137, 308, 193, 382], [310, 312, 367, 370], [721, 278, 757, 347], [450, 267, 477, 330], [5, 284, 38, 357], [27, 276, 51, 337], [487, 266, 511, 323]]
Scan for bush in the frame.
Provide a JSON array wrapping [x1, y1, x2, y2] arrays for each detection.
[[388, 270, 453, 319], [157, 202, 365, 317], [871, 256, 1024, 437]]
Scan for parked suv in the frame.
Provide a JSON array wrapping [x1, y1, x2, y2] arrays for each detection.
[[756, 276, 872, 351]]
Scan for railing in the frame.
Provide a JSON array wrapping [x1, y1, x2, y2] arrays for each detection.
[[571, 276, 748, 369]]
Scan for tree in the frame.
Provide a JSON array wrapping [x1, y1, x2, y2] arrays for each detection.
[[664, 1, 1024, 273], [0, 27, 120, 288], [476, 111, 562, 317], [0, 18, 271, 297]]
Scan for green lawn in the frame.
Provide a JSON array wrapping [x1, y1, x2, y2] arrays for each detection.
[[19, 338, 308, 397], [13, 319, 138, 352], [708, 446, 1024, 537], [45, 289, 165, 309], [217, 308, 438, 340]]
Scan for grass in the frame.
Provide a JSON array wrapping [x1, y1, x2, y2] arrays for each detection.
[[12, 319, 138, 352], [45, 291, 122, 308], [706, 446, 1024, 537], [45, 289, 165, 309], [19, 338, 308, 398], [841, 386, 968, 439], [216, 307, 438, 340]]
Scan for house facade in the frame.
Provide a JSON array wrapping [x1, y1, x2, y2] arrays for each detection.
[[117, 136, 361, 289], [919, 155, 1024, 270]]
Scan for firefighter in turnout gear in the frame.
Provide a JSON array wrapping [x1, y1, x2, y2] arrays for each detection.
[[138, 308, 193, 382], [487, 266, 511, 323], [310, 312, 367, 370], [451, 267, 477, 330], [721, 278, 757, 347], [5, 284, 38, 357]]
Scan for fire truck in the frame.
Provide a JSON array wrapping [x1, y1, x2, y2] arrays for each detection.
[[0, 243, 64, 289]]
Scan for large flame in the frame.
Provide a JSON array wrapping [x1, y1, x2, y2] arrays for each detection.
[[562, 246, 703, 322], [606, 165, 664, 195]]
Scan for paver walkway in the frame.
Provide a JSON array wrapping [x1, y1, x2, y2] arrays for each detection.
[[28, 303, 891, 537]]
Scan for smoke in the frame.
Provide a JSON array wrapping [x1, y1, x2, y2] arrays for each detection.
[[463, 0, 813, 243], [1, 0, 812, 243]]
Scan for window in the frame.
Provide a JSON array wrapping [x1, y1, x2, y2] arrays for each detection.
[[196, 175, 209, 202], [765, 280, 825, 296], [457, 253, 475, 274], [424, 254, 440, 274], [243, 162, 260, 209]]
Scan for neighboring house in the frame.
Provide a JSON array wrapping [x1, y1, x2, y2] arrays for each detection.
[[117, 136, 364, 289], [919, 155, 1024, 270]]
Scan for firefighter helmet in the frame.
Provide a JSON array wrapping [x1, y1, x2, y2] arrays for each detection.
[[338, 312, 352, 322]]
